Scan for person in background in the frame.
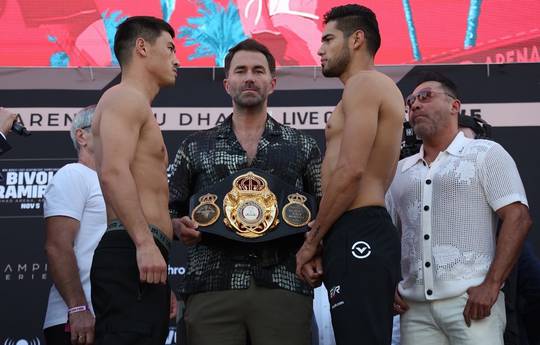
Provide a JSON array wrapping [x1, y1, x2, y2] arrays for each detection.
[[0, 107, 18, 154], [43, 105, 105, 345]]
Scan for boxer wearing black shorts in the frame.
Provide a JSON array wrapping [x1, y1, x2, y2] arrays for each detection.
[[323, 207, 400, 344], [296, 5, 405, 345]]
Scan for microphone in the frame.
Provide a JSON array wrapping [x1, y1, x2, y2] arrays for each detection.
[[11, 121, 31, 136]]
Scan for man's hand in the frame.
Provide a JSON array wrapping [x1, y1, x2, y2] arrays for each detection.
[[136, 241, 167, 284], [0, 108, 16, 136], [170, 292, 178, 319], [296, 224, 321, 282], [172, 216, 201, 246], [393, 289, 409, 315], [296, 220, 322, 280], [463, 281, 500, 327], [69, 310, 95, 345], [299, 253, 323, 287]]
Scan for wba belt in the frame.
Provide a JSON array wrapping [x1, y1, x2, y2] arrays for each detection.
[[189, 169, 317, 243]]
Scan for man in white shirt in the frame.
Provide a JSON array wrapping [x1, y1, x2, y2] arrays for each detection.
[[388, 72, 531, 345], [43, 105, 106, 345]]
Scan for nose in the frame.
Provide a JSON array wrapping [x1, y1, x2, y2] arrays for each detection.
[[409, 96, 422, 111], [243, 70, 256, 83], [317, 46, 324, 57]]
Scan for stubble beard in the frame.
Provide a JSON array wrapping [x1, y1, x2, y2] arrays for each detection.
[[233, 90, 266, 110], [322, 47, 351, 78], [412, 114, 447, 140], [412, 122, 436, 140]]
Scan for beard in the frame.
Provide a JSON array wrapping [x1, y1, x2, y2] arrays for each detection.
[[322, 46, 351, 78], [412, 122, 436, 139], [412, 113, 448, 139], [233, 89, 267, 109]]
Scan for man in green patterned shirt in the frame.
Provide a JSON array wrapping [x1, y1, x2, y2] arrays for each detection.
[[169, 39, 322, 345]]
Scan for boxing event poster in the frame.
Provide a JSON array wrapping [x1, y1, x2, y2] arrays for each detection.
[[0, 0, 538, 67]]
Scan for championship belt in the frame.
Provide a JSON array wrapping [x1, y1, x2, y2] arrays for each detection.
[[189, 169, 317, 242]]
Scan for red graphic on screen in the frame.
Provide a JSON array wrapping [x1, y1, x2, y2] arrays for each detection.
[[0, 0, 538, 67]]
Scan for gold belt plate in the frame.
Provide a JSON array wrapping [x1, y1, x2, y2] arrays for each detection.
[[223, 171, 279, 238]]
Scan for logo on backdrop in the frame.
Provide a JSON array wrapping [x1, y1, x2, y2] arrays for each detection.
[[2, 337, 41, 345], [2, 262, 48, 281], [8, 104, 540, 131], [11, 107, 336, 131], [168, 265, 186, 277], [0, 167, 58, 216]]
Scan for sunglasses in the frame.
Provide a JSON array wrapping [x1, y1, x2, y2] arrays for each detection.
[[406, 89, 456, 108]]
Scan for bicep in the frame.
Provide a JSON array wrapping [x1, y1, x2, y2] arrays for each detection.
[[45, 216, 80, 247], [98, 106, 145, 171], [338, 84, 380, 171], [495, 202, 529, 223]]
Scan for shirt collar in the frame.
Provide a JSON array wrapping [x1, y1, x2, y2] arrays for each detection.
[[400, 147, 424, 172], [445, 131, 468, 157], [401, 132, 468, 172]]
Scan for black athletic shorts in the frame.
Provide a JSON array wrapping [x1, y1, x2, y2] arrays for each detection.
[[323, 206, 400, 345], [90, 225, 170, 345]]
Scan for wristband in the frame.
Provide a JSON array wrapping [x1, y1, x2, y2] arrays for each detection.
[[68, 305, 88, 314]]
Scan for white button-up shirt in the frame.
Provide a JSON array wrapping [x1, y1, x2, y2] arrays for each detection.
[[387, 132, 528, 301]]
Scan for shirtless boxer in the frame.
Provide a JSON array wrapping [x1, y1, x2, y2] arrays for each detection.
[[90, 16, 179, 345], [296, 5, 404, 345]]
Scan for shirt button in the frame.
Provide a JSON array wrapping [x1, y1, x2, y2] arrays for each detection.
[[427, 289, 433, 296], [425, 262, 431, 268], [426, 179, 432, 185], [424, 234, 430, 240], [424, 205, 430, 211]]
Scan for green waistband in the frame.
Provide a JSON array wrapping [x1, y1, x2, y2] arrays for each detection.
[[107, 219, 171, 252]]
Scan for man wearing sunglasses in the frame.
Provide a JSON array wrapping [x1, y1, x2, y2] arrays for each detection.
[[387, 71, 532, 345], [296, 4, 405, 345]]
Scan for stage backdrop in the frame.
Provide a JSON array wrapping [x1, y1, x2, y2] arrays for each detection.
[[0, 63, 539, 345]]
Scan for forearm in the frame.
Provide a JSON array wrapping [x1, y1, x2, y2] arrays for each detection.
[[46, 245, 87, 308], [309, 169, 361, 244], [485, 213, 531, 287], [100, 169, 153, 246]]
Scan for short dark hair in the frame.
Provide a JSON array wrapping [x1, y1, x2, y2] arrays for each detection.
[[323, 4, 381, 56], [223, 39, 276, 77], [114, 16, 175, 67], [414, 71, 459, 99]]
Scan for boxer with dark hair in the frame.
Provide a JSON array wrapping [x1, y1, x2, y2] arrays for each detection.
[[90, 16, 179, 345], [296, 4, 405, 345]]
